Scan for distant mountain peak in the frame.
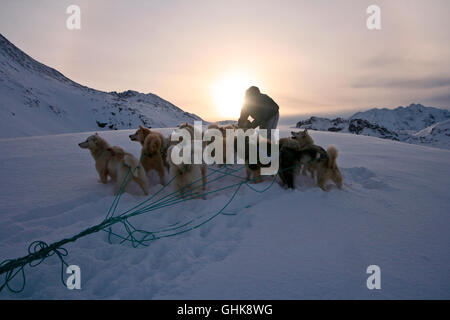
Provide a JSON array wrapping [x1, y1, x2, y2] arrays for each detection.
[[296, 103, 450, 149], [1, 33, 85, 91], [0, 34, 202, 138], [350, 103, 450, 132]]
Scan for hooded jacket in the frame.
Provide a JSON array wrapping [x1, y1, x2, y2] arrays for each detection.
[[239, 87, 279, 127]]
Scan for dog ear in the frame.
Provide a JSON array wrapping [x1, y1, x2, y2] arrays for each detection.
[[139, 125, 144, 129]]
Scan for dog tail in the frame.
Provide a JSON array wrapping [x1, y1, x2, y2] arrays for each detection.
[[326, 145, 338, 169], [123, 155, 141, 178]]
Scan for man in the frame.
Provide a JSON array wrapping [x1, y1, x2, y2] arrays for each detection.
[[238, 86, 279, 131]]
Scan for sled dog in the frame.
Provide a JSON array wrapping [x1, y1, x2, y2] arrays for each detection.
[[141, 132, 167, 185], [78, 134, 149, 195], [175, 123, 207, 190], [167, 144, 204, 198], [279, 143, 342, 190], [129, 125, 170, 169]]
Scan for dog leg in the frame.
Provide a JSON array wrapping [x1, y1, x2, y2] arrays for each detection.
[[116, 169, 130, 194], [317, 173, 328, 191], [156, 161, 166, 186], [109, 171, 117, 182], [95, 163, 108, 183], [310, 167, 315, 179], [254, 167, 263, 183], [141, 157, 151, 173], [281, 171, 294, 189], [162, 152, 170, 171], [301, 165, 307, 176], [288, 177, 294, 189], [245, 166, 252, 181], [332, 170, 343, 189], [99, 170, 108, 184], [201, 164, 207, 191], [134, 176, 149, 195]]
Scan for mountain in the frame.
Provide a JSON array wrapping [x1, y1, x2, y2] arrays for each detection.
[[406, 119, 450, 149], [350, 103, 450, 133], [214, 120, 238, 126], [0, 34, 202, 138], [296, 104, 450, 149], [296, 116, 399, 140]]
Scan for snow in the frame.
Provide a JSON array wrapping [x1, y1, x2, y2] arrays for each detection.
[[407, 119, 450, 150], [1, 128, 449, 299], [350, 103, 450, 133], [297, 104, 450, 150]]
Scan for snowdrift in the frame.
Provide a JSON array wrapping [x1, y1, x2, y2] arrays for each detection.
[[0, 129, 449, 299]]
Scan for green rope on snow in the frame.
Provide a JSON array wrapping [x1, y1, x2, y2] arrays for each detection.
[[0, 149, 299, 294]]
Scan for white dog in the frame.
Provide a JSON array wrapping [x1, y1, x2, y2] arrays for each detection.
[[78, 134, 149, 195], [167, 144, 204, 198]]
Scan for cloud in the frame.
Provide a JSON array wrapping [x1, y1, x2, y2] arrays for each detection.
[[362, 54, 440, 69], [276, 94, 326, 108], [352, 77, 450, 89]]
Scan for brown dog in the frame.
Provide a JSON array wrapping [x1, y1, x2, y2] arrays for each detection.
[[129, 125, 152, 146], [141, 132, 166, 185], [129, 125, 170, 169], [316, 145, 343, 191]]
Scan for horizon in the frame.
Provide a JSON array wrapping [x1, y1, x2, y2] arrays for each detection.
[[1, 0, 449, 123]]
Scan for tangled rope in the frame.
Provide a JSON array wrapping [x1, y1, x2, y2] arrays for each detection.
[[0, 152, 297, 294]]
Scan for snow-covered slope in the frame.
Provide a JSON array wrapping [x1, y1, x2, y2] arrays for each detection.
[[406, 119, 450, 149], [295, 117, 348, 132], [0, 129, 449, 299], [296, 104, 450, 149], [214, 120, 238, 126], [350, 103, 450, 133], [0, 34, 202, 138], [297, 117, 399, 140]]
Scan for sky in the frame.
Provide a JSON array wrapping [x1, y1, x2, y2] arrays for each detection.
[[0, 0, 449, 122]]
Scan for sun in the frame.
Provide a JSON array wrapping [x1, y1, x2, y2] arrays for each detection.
[[211, 74, 256, 120]]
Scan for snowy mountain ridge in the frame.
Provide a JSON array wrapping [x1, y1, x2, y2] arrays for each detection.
[[0, 34, 202, 138], [296, 103, 450, 149], [350, 103, 450, 132], [406, 119, 450, 149]]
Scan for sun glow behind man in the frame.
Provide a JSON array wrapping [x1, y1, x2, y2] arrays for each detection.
[[211, 73, 258, 119]]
